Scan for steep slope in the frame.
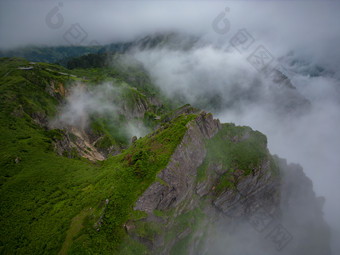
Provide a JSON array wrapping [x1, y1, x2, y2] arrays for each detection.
[[0, 58, 105, 254], [0, 57, 330, 255], [121, 114, 280, 254], [113, 114, 329, 255], [0, 57, 169, 254], [0, 57, 168, 160]]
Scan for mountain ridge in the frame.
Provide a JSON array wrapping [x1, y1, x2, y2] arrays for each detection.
[[0, 57, 330, 254]]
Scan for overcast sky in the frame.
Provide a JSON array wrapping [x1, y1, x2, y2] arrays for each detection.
[[0, 0, 340, 55]]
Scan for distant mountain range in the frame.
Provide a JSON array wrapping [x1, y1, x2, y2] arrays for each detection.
[[0, 32, 199, 65]]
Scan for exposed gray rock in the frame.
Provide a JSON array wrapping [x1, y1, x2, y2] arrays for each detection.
[[31, 111, 48, 127], [134, 113, 221, 214], [223, 162, 279, 214], [148, 96, 163, 108], [119, 95, 150, 119]]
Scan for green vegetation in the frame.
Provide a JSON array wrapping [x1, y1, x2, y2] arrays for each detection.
[[0, 58, 102, 254], [167, 207, 206, 255], [196, 123, 275, 194], [0, 57, 183, 254], [0, 56, 279, 254], [66, 53, 176, 110], [67, 113, 197, 254], [67, 53, 107, 69], [132, 221, 162, 241], [59, 209, 93, 255], [215, 170, 237, 194], [115, 236, 148, 255], [0, 114, 103, 254]]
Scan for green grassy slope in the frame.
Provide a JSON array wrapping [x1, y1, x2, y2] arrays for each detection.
[[67, 114, 197, 254], [0, 58, 102, 254], [0, 57, 190, 254]]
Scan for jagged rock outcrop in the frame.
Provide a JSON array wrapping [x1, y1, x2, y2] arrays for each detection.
[[130, 112, 279, 253], [127, 112, 330, 255], [134, 111, 221, 214], [119, 94, 150, 119], [52, 127, 106, 161], [31, 111, 49, 127], [45, 81, 67, 101], [213, 158, 280, 218]]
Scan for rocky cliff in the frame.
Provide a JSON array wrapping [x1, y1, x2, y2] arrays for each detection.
[[121, 112, 330, 255], [134, 112, 221, 213]]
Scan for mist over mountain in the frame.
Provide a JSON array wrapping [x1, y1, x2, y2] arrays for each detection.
[[1, 1, 340, 254], [125, 31, 340, 254]]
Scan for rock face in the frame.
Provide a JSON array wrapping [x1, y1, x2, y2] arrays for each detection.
[[130, 113, 280, 253], [134, 111, 221, 214], [52, 126, 106, 161], [119, 93, 151, 119], [212, 158, 279, 218], [127, 112, 330, 255]]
